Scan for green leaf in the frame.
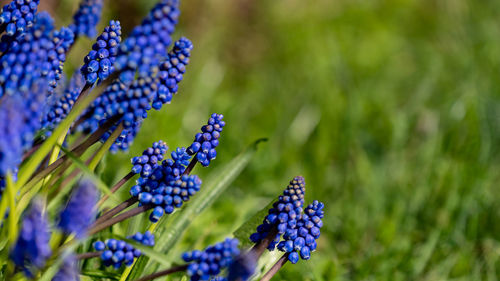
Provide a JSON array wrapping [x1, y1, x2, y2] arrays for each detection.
[[80, 270, 121, 280], [5, 174, 19, 245], [233, 198, 277, 248], [88, 123, 124, 171], [45, 144, 121, 212], [0, 173, 20, 248], [125, 139, 266, 281]]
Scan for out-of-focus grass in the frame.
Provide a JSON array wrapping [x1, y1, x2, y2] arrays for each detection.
[[47, 0, 500, 279]]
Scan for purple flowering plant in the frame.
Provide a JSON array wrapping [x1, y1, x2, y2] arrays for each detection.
[[0, 0, 324, 280]]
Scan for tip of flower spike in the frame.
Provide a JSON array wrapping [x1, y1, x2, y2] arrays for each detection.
[[174, 37, 193, 53], [183, 238, 240, 280], [58, 180, 99, 238], [94, 236, 151, 268], [131, 140, 168, 177], [81, 19, 122, 84], [187, 113, 225, 167], [70, 0, 104, 38]]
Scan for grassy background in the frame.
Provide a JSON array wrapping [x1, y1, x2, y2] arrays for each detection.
[[15, 0, 500, 279]]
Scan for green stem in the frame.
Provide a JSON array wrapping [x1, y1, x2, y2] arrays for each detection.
[[132, 264, 188, 281], [88, 204, 153, 235], [260, 253, 288, 281]]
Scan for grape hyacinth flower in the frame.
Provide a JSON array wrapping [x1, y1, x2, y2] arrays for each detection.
[[115, 0, 180, 80], [187, 113, 225, 167], [47, 26, 75, 93], [153, 37, 193, 110], [130, 173, 201, 222], [78, 37, 192, 152], [58, 180, 99, 239], [20, 81, 50, 149], [69, 0, 103, 39], [129, 147, 192, 204], [81, 20, 121, 84], [131, 140, 168, 177], [182, 238, 240, 281], [277, 200, 324, 263], [0, 96, 24, 177], [250, 176, 306, 250], [227, 252, 257, 281], [0, 12, 54, 97], [0, 0, 40, 51], [10, 199, 52, 277], [41, 75, 83, 134], [93, 231, 154, 268], [52, 254, 79, 281]]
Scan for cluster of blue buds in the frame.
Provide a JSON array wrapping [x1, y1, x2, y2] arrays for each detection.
[[47, 26, 74, 93], [131, 140, 168, 177], [130, 147, 190, 191], [187, 113, 225, 167], [77, 79, 127, 134], [131, 174, 202, 222], [76, 36, 192, 153], [112, 76, 157, 129], [98, 76, 158, 152], [58, 180, 99, 239], [153, 37, 193, 110], [81, 20, 121, 84], [226, 252, 256, 281], [0, 0, 40, 51], [93, 231, 154, 268], [278, 200, 324, 263], [20, 82, 50, 150], [109, 122, 141, 153], [69, 0, 103, 38], [0, 12, 54, 97], [0, 96, 23, 178], [41, 80, 81, 134], [115, 0, 180, 80], [250, 176, 306, 250], [10, 199, 52, 276], [182, 238, 240, 281]]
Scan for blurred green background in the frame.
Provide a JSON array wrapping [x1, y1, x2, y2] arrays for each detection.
[[29, 0, 500, 279]]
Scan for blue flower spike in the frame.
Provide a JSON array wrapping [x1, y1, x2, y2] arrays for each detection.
[[182, 238, 240, 281], [52, 254, 79, 281], [153, 37, 194, 110], [93, 231, 154, 268], [69, 0, 103, 38], [137, 174, 201, 223], [131, 140, 168, 177], [187, 113, 225, 167], [250, 176, 306, 251], [0, 96, 24, 179], [227, 251, 257, 281], [278, 200, 324, 264], [10, 199, 51, 277], [0, 0, 40, 46], [81, 20, 121, 84], [58, 180, 99, 239], [115, 0, 180, 79], [0, 12, 55, 97], [41, 72, 84, 134]]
